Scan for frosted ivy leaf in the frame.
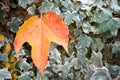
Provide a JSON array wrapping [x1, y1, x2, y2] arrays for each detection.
[[110, 0, 120, 14], [18, 0, 34, 9], [0, 53, 8, 61], [18, 72, 31, 80], [75, 34, 93, 54], [0, 68, 12, 80], [92, 9, 120, 34], [90, 67, 111, 80], [82, 22, 96, 33]]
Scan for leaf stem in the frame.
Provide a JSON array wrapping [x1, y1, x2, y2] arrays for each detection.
[[39, 0, 44, 18]]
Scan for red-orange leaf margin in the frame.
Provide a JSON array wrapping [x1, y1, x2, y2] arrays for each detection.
[[13, 12, 69, 75]]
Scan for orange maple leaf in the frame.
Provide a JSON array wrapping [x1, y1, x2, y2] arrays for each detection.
[[14, 12, 69, 75]]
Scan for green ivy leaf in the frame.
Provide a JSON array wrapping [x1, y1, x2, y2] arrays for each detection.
[[35, 70, 43, 80], [53, 0, 61, 4], [75, 34, 93, 54], [112, 65, 120, 77], [52, 65, 62, 73], [71, 58, 81, 69], [61, 0, 85, 27], [18, 72, 31, 80], [93, 0, 103, 7], [51, 6, 61, 15], [91, 51, 103, 67], [90, 67, 111, 80], [27, 5, 36, 15], [114, 76, 120, 80], [18, 0, 34, 9], [0, 10, 7, 24], [50, 47, 62, 64], [62, 11, 85, 27], [77, 54, 88, 66], [7, 15, 23, 33], [0, 68, 12, 80], [92, 9, 120, 34], [95, 18, 120, 34], [82, 22, 95, 33], [91, 38, 104, 51], [16, 58, 31, 72], [112, 42, 120, 53], [110, 0, 120, 14], [58, 72, 67, 80], [18, 48, 30, 57], [92, 12, 112, 24], [0, 41, 4, 48], [43, 0, 53, 12], [61, 61, 72, 74], [43, 0, 61, 15], [61, 0, 73, 10], [105, 63, 120, 79], [58, 61, 72, 79], [79, 0, 94, 5], [0, 53, 8, 61]]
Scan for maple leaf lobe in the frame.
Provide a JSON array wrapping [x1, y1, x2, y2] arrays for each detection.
[[43, 12, 69, 52]]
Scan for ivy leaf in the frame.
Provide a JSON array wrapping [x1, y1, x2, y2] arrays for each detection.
[[105, 63, 120, 79], [43, 1, 61, 15], [91, 51, 103, 67], [62, 11, 83, 27], [43, 0, 53, 12], [95, 18, 120, 34], [58, 61, 72, 79], [51, 6, 61, 15], [82, 22, 95, 33], [79, 0, 94, 5], [18, 0, 34, 9], [92, 11, 112, 24], [27, 5, 36, 15], [115, 76, 120, 80], [92, 9, 120, 34], [61, 0, 73, 10], [0, 10, 7, 24], [61, 61, 72, 74], [16, 58, 31, 72], [61, 0, 85, 27], [75, 34, 93, 54], [112, 42, 120, 53], [110, 0, 120, 14], [7, 16, 23, 33], [49, 44, 62, 64], [91, 38, 104, 51], [76, 34, 92, 48], [18, 72, 31, 80], [14, 12, 69, 75], [71, 58, 81, 69], [90, 67, 111, 80], [52, 65, 62, 74], [0, 68, 12, 80], [0, 41, 4, 48], [0, 53, 8, 61], [93, 0, 103, 7]]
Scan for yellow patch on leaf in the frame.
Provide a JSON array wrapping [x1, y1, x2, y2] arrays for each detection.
[[0, 34, 5, 41], [3, 42, 11, 54]]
